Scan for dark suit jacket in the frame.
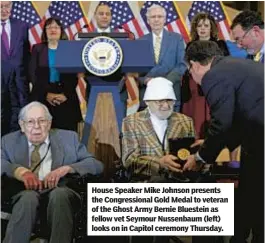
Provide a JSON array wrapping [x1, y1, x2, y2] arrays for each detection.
[[1, 18, 30, 107], [29, 43, 82, 124], [1, 61, 20, 136], [199, 56, 264, 164], [1, 129, 104, 178]]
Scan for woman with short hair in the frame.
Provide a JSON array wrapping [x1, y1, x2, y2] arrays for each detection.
[[29, 17, 82, 132]]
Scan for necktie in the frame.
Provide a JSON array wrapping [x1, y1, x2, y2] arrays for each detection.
[[254, 51, 262, 62], [30, 144, 42, 175], [154, 35, 161, 64], [247, 54, 254, 60], [1, 22, 9, 54]]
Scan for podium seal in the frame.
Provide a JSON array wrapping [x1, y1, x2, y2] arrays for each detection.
[[82, 36, 123, 76]]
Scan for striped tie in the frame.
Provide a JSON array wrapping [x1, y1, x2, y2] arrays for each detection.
[[154, 35, 161, 64]]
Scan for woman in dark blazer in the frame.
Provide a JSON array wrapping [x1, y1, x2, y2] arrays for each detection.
[[29, 17, 82, 132]]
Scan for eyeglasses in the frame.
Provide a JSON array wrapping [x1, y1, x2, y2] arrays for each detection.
[[154, 100, 175, 107], [149, 15, 165, 20], [234, 28, 252, 44], [23, 119, 49, 127], [45, 26, 60, 30]]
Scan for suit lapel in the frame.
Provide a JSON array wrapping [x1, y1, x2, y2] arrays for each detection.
[[9, 19, 19, 57], [40, 44, 49, 67], [166, 115, 188, 152], [49, 130, 65, 170], [1, 40, 9, 59], [148, 33, 155, 61], [159, 30, 169, 63], [14, 133, 30, 168]]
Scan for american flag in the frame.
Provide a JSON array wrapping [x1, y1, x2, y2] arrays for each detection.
[[90, 1, 148, 39], [187, 1, 231, 40], [44, 1, 91, 40], [140, 1, 190, 43], [11, 1, 42, 46]]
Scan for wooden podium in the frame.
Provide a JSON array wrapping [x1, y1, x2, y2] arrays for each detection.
[[55, 38, 153, 178]]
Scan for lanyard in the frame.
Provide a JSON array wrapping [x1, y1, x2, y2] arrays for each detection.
[[31, 143, 51, 173]]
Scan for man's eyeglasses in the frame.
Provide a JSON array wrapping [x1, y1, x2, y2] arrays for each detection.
[[154, 99, 175, 107], [23, 119, 49, 127], [149, 15, 165, 20], [234, 28, 252, 44], [45, 26, 60, 30]]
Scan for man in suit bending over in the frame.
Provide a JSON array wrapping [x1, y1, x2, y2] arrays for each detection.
[[184, 41, 264, 243], [138, 4, 187, 112], [1, 101, 104, 243]]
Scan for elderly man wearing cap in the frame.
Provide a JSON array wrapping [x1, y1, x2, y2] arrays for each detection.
[[121, 77, 195, 243], [122, 77, 195, 182]]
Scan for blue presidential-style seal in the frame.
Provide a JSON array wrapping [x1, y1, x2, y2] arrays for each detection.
[[82, 36, 123, 77]]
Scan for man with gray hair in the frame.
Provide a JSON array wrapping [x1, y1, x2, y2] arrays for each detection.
[[1, 101, 104, 243], [138, 4, 186, 112]]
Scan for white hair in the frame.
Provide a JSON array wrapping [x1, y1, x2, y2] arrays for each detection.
[[146, 4, 166, 18], [19, 101, 53, 121]]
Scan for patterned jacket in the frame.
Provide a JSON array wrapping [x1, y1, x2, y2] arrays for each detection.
[[122, 109, 195, 181]]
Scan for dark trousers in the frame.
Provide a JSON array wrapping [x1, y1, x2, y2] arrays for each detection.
[[3, 187, 80, 243], [230, 133, 264, 243]]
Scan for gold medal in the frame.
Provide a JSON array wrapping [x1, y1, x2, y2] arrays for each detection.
[[177, 148, 190, 161]]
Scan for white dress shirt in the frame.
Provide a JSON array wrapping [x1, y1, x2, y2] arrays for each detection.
[[28, 136, 52, 181], [149, 110, 168, 150], [97, 27, 111, 33], [0, 19, 11, 47]]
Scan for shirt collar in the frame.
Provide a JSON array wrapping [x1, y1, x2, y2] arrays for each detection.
[[152, 30, 163, 40], [97, 27, 111, 33], [1, 19, 10, 25], [28, 136, 50, 148]]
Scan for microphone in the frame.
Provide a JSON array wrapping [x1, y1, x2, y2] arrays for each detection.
[[117, 26, 135, 40], [73, 24, 89, 40]]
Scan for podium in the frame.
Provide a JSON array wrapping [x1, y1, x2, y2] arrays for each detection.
[[55, 39, 153, 177]]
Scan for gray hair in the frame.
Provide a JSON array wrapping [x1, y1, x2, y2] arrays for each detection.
[[146, 4, 166, 18], [18, 101, 53, 121]]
